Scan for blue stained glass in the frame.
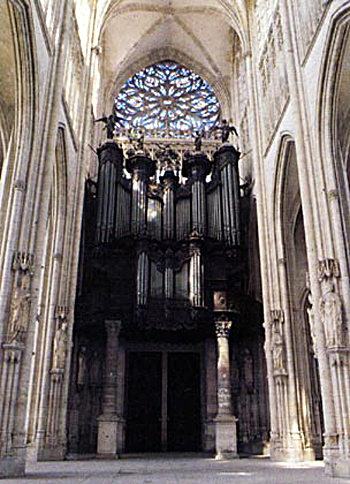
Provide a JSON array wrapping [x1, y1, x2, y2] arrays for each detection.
[[114, 60, 220, 133]]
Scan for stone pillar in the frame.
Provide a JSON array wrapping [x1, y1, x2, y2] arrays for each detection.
[[37, 306, 69, 461], [97, 320, 121, 457], [318, 258, 350, 476], [0, 252, 33, 476], [214, 318, 238, 459]]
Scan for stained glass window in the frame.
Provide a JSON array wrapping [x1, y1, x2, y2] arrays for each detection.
[[114, 61, 221, 135]]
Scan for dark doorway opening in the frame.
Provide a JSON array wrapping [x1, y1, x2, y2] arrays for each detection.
[[125, 351, 201, 452]]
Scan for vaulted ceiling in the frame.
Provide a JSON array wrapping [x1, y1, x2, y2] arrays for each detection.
[[94, 0, 248, 113]]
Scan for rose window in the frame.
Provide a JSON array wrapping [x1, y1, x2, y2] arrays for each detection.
[[114, 61, 221, 135]]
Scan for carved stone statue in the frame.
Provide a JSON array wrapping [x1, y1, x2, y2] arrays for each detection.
[[77, 346, 87, 386], [7, 273, 31, 344], [306, 291, 317, 357], [52, 321, 68, 370], [272, 323, 284, 372], [320, 282, 343, 348]]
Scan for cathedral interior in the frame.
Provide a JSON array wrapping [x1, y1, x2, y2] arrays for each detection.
[[0, 0, 350, 479]]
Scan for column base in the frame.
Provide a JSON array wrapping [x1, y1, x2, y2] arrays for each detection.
[[214, 414, 238, 459], [0, 452, 25, 478], [203, 419, 216, 453], [325, 459, 350, 478], [36, 443, 66, 461], [269, 433, 310, 461], [97, 414, 120, 457]]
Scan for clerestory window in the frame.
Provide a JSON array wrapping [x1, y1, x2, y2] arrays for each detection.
[[114, 60, 221, 136]]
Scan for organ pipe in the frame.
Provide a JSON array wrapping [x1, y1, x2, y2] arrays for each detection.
[[96, 143, 123, 243], [126, 153, 156, 236], [137, 252, 149, 306], [161, 170, 178, 240], [189, 245, 203, 307], [215, 146, 240, 245]]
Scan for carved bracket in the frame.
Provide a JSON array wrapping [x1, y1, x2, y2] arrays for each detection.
[[318, 258, 340, 282], [12, 251, 34, 275]]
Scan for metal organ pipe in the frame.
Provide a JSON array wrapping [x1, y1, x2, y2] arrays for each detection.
[[137, 251, 149, 306], [161, 170, 178, 240], [192, 181, 206, 235], [189, 245, 203, 307], [115, 184, 131, 239], [215, 146, 241, 246], [126, 153, 156, 236], [96, 143, 123, 243], [182, 153, 211, 238]]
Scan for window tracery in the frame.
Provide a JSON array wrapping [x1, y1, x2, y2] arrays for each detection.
[[114, 61, 221, 137]]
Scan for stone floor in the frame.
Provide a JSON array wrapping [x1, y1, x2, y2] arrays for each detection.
[[1, 456, 349, 483]]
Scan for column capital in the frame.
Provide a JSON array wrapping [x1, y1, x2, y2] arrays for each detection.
[[215, 319, 232, 338]]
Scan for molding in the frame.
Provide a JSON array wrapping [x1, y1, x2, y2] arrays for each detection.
[[61, 94, 78, 152], [32, 0, 54, 56]]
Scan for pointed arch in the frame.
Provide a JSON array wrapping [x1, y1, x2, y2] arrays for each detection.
[[109, 47, 231, 116]]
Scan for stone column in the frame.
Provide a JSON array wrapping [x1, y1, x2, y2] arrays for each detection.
[[97, 320, 121, 457], [214, 318, 238, 459]]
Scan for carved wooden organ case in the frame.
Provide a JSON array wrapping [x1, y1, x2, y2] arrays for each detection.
[[78, 141, 241, 335]]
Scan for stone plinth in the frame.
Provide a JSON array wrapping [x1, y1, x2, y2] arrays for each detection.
[[97, 415, 119, 458], [214, 414, 238, 460], [326, 459, 350, 478], [0, 454, 25, 478]]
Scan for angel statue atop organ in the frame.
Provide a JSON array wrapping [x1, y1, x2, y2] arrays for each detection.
[[212, 119, 238, 143], [194, 129, 205, 152], [95, 112, 123, 139]]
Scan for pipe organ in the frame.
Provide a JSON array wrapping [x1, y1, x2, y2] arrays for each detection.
[[72, 136, 270, 458], [92, 140, 241, 328]]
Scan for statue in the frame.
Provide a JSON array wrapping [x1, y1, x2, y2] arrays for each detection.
[[52, 321, 68, 370], [212, 119, 238, 143], [194, 129, 204, 151], [95, 113, 121, 139], [320, 282, 343, 348], [306, 291, 317, 357], [272, 323, 284, 372], [7, 272, 31, 344], [77, 346, 87, 386], [128, 128, 145, 151], [155, 143, 179, 169]]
